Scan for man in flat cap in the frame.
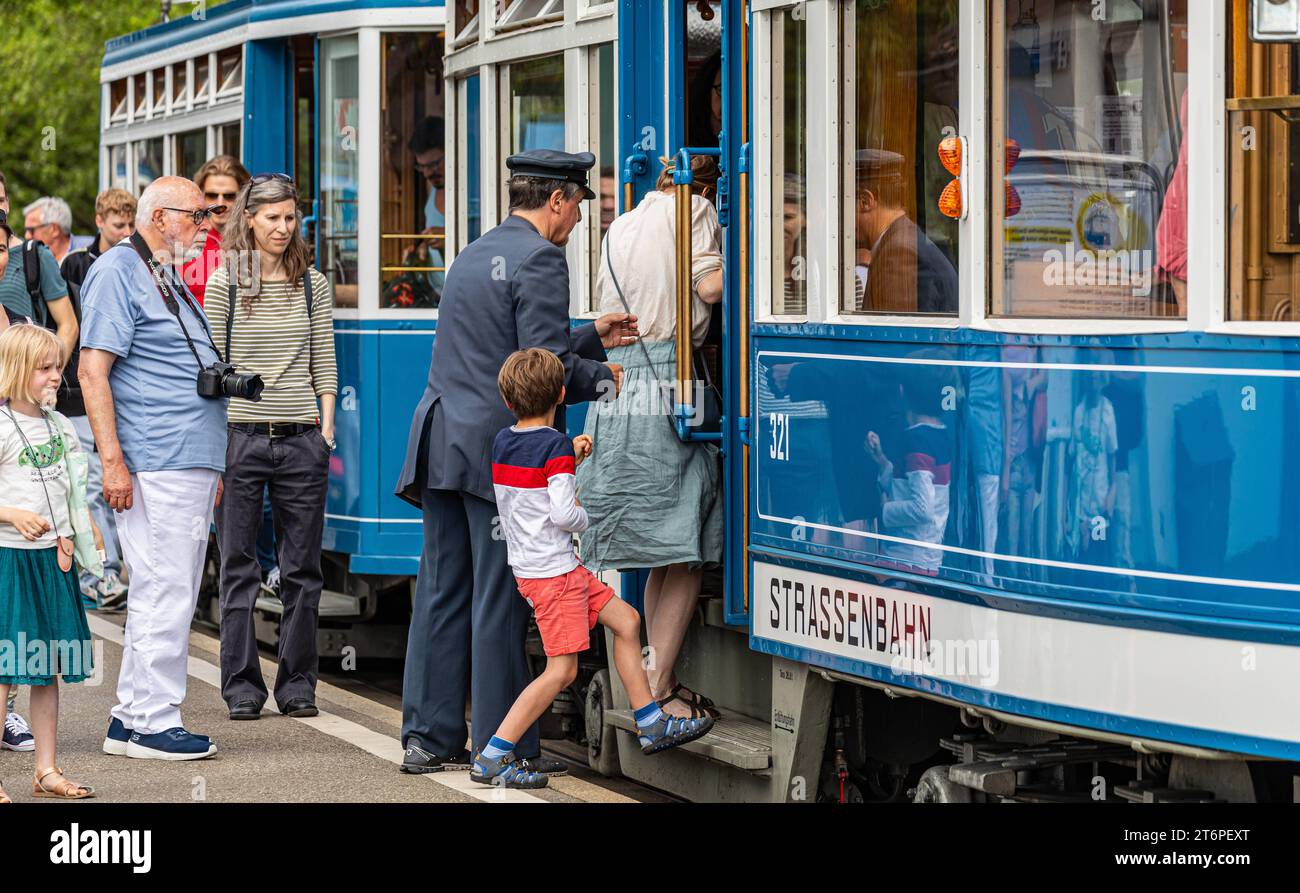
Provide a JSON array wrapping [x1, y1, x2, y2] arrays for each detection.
[[394, 148, 637, 774], [853, 148, 956, 315]]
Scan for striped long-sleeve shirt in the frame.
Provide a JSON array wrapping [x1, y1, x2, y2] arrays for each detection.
[[491, 425, 587, 579], [203, 266, 338, 424]]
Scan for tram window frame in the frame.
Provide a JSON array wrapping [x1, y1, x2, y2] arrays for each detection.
[[453, 0, 481, 48]]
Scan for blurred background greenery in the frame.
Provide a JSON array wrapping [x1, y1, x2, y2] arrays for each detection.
[[0, 0, 231, 233]]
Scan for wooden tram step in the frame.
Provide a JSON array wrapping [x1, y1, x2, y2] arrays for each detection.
[[257, 590, 360, 619], [606, 708, 773, 771]]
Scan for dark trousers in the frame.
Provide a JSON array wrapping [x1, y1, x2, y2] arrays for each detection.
[[401, 485, 538, 759], [217, 427, 329, 708]]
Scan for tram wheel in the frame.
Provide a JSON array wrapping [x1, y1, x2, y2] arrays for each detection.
[[584, 669, 622, 778]]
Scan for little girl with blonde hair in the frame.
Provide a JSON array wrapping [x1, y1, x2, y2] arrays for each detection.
[[0, 324, 98, 800]]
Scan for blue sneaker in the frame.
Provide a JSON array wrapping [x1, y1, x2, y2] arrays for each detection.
[[126, 727, 217, 761], [637, 713, 715, 755], [2, 712, 34, 752], [102, 716, 133, 756], [469, 750, 549, 789]]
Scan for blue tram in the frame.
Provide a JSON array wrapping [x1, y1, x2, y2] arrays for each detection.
[[101, 0, 1300, 803]]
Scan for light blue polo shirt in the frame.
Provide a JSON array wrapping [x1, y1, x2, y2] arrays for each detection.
[[80, 242, 228, 473]]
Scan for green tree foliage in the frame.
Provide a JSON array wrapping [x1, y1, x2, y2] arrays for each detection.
[[0, 0, 230, 233]]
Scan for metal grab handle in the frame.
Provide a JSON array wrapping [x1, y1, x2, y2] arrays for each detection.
[[621, 151, 648, 216], [672, 146, 722, 438]]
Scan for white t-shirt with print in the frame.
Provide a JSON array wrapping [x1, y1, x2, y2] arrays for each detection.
[[0, 407, 79, 549]]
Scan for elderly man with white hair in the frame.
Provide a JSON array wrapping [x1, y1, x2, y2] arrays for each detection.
[[23, 196, 75, 264], [79, 177, 229, 760]]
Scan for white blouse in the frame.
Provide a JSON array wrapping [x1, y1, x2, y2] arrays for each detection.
[[596, 190, 723, 348]]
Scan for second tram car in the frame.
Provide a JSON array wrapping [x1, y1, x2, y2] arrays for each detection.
[[100, 0, 1300, 803]]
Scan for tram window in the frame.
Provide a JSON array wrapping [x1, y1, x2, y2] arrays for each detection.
[[320, 35, 360, 309], [991, 0, 1188, 320], [456, 74, 483, 250], [1226, 8, 1300, 322], [172, 63, 188, 105], [685, 1, 723, 149], [588, 42, 616, 313], [150, 68, 167, 114], [133, 137, 163, 195], [132, 73, 148, 118], [496, 0, 564, 34], [216, 47, 243, 99], [846, 0, 959, 316], [108, 144, 128, 191], [194, 56, 211, 105], [109, 79, 128, 124], [217, 122, 241, 158], [453, 0, 481, 46], [771, 7, 807, 317], [379, 32, 447, 310], [174, 129, 206, 182], [500, 54, 566, 216]]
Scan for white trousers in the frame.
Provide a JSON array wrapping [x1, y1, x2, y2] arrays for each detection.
[[111, 468, 219, 735], [976, 473, 1000, 578]]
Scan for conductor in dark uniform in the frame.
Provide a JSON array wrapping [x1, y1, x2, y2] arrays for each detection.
[[394, 149, 637, 773]]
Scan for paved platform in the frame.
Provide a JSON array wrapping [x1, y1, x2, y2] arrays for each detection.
[[0, 613, 643, 804]]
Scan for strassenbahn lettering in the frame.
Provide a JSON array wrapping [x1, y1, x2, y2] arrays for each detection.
[[767, 574, 931, 663]]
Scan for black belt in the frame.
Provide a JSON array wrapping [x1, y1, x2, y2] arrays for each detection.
[[229, 422, 317, 438]]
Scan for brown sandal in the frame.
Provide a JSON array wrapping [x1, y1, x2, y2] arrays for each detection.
[[33, 767, 95, 800]]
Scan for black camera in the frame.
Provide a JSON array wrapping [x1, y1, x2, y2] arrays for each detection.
[[197, 362, 264, 402]]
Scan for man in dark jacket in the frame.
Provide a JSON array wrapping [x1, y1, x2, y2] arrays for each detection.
[[395, 150, 636, 774]]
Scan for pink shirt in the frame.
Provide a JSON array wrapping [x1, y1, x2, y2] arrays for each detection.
[[182, 228, 223, 306], [1156, 90, 1189, 282]]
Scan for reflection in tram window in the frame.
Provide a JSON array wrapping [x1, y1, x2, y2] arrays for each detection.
[[108, 144, 128, 191], [848, 1, 959, 315], [133, 137, 163, 195], [1227, 9, 1300, 322], [993, 0, 1188, 319], [771, 8, 807, 316], [319, 34, 359, 308], [217, 122, 241, 158], [458, 74, 482, 249], [380, 32, 446, 309], [502, 53, 565, 218], [589, 42, 616, 313]]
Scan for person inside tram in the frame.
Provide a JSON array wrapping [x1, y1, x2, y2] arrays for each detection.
[[576, 153, 725, 721], [412, 115, 447, 294], [1068, 370, 1118, 564], [1000, 344, 1045, 557], [1155, 89, 1188, 317], [863, 355, 955, 577], [688, 50, 723, 149], [852, 149, 957, 315], [183, 154, 251, 306], [203, 173, 338, 722]]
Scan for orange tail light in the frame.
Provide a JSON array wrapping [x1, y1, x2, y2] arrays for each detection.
[[936, 136, 967, 221], [938, 179, 963, 219], [938, 136, 963, 177], [1005, 137, 1021, 173], [1005, 181, 1022, 217]]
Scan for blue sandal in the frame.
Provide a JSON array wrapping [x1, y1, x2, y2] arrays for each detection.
[[638, 713, 715, 755], [470, 751, 550, 789]]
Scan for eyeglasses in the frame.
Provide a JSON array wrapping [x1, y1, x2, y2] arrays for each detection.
[[205, 191, 238, 203], [250, 172, 294, 187], [161, 205, 227, 225], [23, 222, 53, 236], [414, 157, 444, 173]]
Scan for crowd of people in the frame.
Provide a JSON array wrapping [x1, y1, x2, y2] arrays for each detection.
[[0, 156, 338, 799]]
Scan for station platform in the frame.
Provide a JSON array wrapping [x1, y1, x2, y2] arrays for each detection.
[[0, 613, 654, 804]]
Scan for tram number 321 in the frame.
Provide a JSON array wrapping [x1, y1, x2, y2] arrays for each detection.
[[769, 413, 790, 462]]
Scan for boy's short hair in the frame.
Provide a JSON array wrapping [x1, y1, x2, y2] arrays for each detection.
[[498, 348, 565, 418], [0, 324, 63, 404], [95, 188, 137, 221]]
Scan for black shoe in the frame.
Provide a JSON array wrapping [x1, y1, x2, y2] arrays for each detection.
[[519, 755, 569, 777], [281, 698, 318, 718], [399, 739, 472, 774], [228, 700, 263, 721]]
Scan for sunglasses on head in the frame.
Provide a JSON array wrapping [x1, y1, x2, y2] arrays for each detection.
[[250, 172, 294, 187], [161, 205, 228, 225]]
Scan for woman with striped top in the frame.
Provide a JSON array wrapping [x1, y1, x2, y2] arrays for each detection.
[[204, 174, 337, 721]]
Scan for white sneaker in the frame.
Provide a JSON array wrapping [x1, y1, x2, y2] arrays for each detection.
[[98, 573, 128, 611], [2, 712, 35, 752], [259, 567, 282, 599]]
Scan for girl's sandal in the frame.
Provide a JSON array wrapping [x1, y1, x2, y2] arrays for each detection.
[[33, 767, 95, 800]]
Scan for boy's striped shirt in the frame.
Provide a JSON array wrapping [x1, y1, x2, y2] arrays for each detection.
[[491, 425, 587, 579]]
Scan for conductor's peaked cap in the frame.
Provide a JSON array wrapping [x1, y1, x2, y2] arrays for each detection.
[[506, 149, 598, 200]]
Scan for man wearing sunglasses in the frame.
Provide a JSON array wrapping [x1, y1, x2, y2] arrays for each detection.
[[79, 176, 229, 761], [184, 155, 250, 306]]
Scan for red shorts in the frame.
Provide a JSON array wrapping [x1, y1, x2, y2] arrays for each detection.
[[516, 565, 616, 656]]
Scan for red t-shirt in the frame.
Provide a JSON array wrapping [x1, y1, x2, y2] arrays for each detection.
[[182, 228, 223, 306]]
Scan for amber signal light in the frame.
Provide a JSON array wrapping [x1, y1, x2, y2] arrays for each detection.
[[1005, 138, 1022, 218], [937, 136, 967, 220]]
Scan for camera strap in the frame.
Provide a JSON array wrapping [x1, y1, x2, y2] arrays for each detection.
[[127, 231, 223, 372]]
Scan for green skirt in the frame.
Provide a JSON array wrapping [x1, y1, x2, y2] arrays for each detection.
[[576, 342, 723, 573], [0, 546, 95, 685]]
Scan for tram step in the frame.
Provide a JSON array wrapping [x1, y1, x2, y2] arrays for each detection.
[[256, 590, 361, 619], [606, 709, 772, 771]]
